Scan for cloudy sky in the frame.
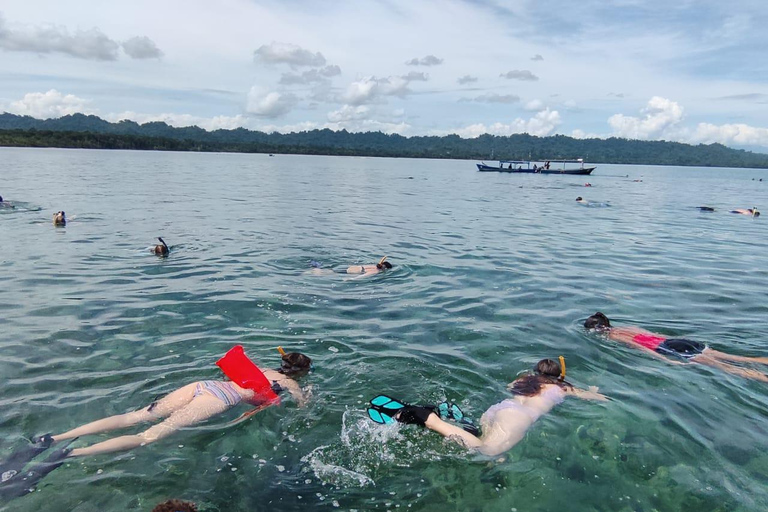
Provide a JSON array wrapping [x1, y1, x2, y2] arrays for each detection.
[[1, 0, 767, 150]]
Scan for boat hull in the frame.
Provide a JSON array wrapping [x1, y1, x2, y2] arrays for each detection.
[[477, 164, 595, 175]]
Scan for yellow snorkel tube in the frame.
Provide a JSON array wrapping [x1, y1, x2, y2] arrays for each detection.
[[378, 255, 388, 266], [277, 346, 287, 356], [558, 355, 566, 380]]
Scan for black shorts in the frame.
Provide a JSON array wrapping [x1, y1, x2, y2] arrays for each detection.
[[656, 338, 705, 359]]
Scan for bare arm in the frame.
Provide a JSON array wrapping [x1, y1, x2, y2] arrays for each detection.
[[279, 378, 308, 407], [566, 386, 610, 402]]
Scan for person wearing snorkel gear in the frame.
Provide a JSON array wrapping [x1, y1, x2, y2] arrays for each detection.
[[346, 256, 393, 276], [730, 207, 760, 217], [371, 358, 607, 457], [584, 312, 768, 382], [32, 346, 312, 458]]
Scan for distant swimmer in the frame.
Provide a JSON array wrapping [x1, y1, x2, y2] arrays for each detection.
[[0, 195, 14, 209], [366, 358, 607, 457], [52, 211, 66, 226], [576, 197, 609, 207], [153, 237, 170, 256], [576, 196, 587, 204], [697, 206, 715, 212], [730, 207, 760, 217], [346, 256, 393, 275], [584, 312, 768, 382], [584, 183, 592, 187]]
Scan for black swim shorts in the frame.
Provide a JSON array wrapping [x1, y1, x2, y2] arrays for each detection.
[[656, 338, 706, 359]]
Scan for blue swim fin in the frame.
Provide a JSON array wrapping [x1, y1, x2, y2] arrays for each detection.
[[367, 395, 407, 424], [0, 434, 53, 482], [0, 439, 74, 499]]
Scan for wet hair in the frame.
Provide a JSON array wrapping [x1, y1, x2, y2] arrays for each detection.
[[279, 352, 312, 377], [151, 499, 198, 512], [509, 359, 572, 397], [0, 195, 3, 202], [376, 261, 393, 270], [576, 197, 583, 201], [584, 312, 611, 330]]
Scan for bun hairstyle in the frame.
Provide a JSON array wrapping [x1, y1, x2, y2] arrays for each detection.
[[509, 358, 573, 397], [279, 352, 312, 377], [584, 312, 611, 330]]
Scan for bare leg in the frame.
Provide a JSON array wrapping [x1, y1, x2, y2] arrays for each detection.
[[52, 383, 198, 442], [692, 355, 768, 382], [703, 348, 768, 365], [68, 393, 230, 457], [423, 413, 483, 449]]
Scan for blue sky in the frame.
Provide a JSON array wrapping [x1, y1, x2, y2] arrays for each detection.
[[1, 0, 767, 150]]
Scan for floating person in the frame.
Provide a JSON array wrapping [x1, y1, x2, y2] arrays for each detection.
[[367, 358, 607, 457], [52, 211, 66, 226], [730, 207, 760, 217], [0, 195, 15, 209], [346, 256, 393, 276], [584, 312, 768, 382], [576, 197, 609, 207], [697, 206, 715, 212], [0, 346, 311, 495], [576, 196, 587, 204], [584, 183, 592, 187], [153, 237, 170, 256]]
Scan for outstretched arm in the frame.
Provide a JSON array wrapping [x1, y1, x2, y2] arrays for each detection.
[[566, 386, 610, 402]]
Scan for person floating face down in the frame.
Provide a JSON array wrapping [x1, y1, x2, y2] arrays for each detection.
[[39, 346, 312, 459], [346, 255, 393, 276], [584, 312, 768, 382], [730, 207, 760, 217], [377, 358, 607, 457]]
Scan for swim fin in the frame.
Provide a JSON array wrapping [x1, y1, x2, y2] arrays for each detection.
[[367, 395, 435, 427], [0, 439, 74, 499], [437, 402, 479, 435], [0, 434, 54, 482]]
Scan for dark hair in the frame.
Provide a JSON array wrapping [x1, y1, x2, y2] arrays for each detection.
[[151, 499, 198, 512], [584, 312, 611, 330], [279, 352, 312, 377], [509, 359, 572, 397], [0, 195, 3, 202], [376, 261, 393, 270], [576, 197, 583, 201]]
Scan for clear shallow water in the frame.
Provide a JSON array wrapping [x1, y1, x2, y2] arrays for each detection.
[[1, 147, 767, 512]]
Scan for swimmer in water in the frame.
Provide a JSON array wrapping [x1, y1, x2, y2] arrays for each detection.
[[375, 358, 607, 457], [585, 312, 768, 382], [576, 196, 587, 204], [52, 211, 66, 226], [730, 207, 760, 217], [153, 237, 170, 256], [0, 195, 15, 209], [35, 348, 310, 458], [346, 255, 393, 276]]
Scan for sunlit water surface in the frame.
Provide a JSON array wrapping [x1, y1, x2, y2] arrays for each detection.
[[1, 148, 767, 512]]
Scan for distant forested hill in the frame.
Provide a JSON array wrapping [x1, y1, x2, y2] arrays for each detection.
[[1, 112, 767, 168]]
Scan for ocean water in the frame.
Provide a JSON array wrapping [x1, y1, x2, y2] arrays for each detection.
[[1, 147, 767, 512]]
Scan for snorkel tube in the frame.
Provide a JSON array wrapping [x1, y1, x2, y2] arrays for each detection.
[[376, 255, 388, 270], [216, 345, 279, 403], [558, 356, 566, 381]]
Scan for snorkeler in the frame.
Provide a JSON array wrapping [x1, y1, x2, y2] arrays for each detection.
[[52, 211, 66, 226], [367, 358, 607, 457], [0, 346, 311, 496], [0, 195, 15, 209], [730, 207, 760, 217], [153, 237, 170, 256], [345, 256, 393, 275], [584, 312, 768, 382]]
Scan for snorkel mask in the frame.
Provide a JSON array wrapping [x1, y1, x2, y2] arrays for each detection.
[[276, 346, 314, 374]]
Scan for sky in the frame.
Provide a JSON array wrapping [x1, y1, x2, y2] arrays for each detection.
[[1, 0, 768, 151]]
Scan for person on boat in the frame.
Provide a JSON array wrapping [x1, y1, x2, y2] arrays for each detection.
[[369, 358, 607, 457], [544, 161, 551, 170], [13, 347, 311, 460], [532, 164, 538, 172], [730, 207, 760, 217], [584, 312, 768, 382], [508, 163, 513, 169], [346, 256, 393, 276]]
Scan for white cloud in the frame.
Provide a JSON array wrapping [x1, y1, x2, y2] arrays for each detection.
[[608, 96, 684, 140], [342, 76, 411, 105], [6, 89, 93, 118], [0, 16, 120, 60], [280, 65, 342, 85], [402, 71, 429, 82], [457, 75, 478, 85], [500, 70, 538, 81], [254, 41, 326, 67], [405, 55, 443, 66], [444, 108, 561, 138], [327, 105, 370, 122], [691, 122, 768, 148], [524, 99, 545, 111], [246, 86, 297, 118], [258, 119, 410, 136], [530, 54, 544, 61], [121, 36, 163, 59], [460, 94, 520, 104], [106, 111, 248, 131]]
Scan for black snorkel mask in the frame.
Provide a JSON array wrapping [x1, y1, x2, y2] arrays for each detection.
[[275, 346, 314, 375]]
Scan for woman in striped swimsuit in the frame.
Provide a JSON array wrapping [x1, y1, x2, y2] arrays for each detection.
[[46, 351, 312, 458], [585, 312, 768, 382]]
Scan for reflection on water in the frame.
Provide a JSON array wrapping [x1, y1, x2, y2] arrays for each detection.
[[1, 148, 767, 511]]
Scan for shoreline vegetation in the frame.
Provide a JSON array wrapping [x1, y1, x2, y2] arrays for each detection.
[[1, 113, 768, 168]]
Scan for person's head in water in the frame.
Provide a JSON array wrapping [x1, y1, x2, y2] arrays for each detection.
[[576, 196, 583, 202], [279, 352, 312, 377], [0, 195, 3, 202], [151, 499, 198, 512], [584, 312, 611, 331], [510, 358, 571, 396], [376, 256, 393, 270]]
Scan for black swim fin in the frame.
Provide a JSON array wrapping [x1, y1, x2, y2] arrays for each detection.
[[0, 434, 53, 481], [0, 438, 74, 500]]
